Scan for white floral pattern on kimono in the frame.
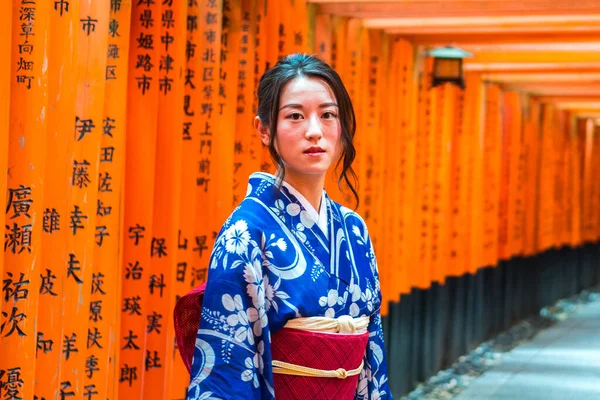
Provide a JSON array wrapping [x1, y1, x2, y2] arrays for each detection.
[[187, 172, 392, 400]]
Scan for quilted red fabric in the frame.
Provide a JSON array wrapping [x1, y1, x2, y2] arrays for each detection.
[[173, 283, 206, 374], [271, 328, 369, 400]]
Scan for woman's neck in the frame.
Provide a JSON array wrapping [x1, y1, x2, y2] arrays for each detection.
[[280, 171, 325, 212]]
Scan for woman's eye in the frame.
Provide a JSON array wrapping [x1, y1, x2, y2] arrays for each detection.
[[322, 112, 337, 119], [288, 113, 303, 120]]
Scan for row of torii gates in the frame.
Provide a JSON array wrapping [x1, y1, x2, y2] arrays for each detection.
[[0, 0, 599, 399]]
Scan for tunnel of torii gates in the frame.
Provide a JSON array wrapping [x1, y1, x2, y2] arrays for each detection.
[[0, 0, 599, 399]]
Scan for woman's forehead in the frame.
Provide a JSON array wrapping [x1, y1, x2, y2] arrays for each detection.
[[280, 76, 337, 102]]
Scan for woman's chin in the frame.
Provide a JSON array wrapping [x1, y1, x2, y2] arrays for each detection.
[[285, 165, 331, 179]]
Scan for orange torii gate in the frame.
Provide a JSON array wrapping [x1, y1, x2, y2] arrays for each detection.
[[1, 1, 600, 399]]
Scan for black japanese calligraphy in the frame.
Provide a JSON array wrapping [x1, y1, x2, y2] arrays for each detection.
[[95, 226, 109, 246], [125, 261, 143, 280], [119, 364, 138, 387], [62, 333, 78, 360], [110, 0, 122, 13], [1, 307, 26, 337], [66, 254, 83, 284], [145, 350, 162, 371], [72, 160, 92, 188], [69, 205, 88, 235], [2, 272, 30, 302], [91, 273, 106, 295], [85, 355, 100, 379], [0, 367, 24, 400], [80, 16, 98, 36], [83, 384, 98, 399], [146, 312, 163, 334], [54, 0, 70, 15], [100, 146, 115, 163], [98, 172, 113, 192], [40, 269, 58, 296], [103, 117, 116, 137], [87, 327, 103, 349], [148, 273, 165, 297], [97, 200, 112, 217], [43, 208, 60, 234], [122, 296, 142, 316], [121, 330, 140, 350], [4, 223, 33, 254], [60, 381, 75, 399], [175, 262, 187, 282], [37, 332, 54, 355], [128, 224, 145, 245], [6, 185, 32, 219], [74, 116, 95, 141], [150, 237, 167, 258], [89, 300, 103, 322]]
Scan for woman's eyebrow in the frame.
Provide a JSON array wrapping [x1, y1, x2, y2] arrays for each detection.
[[319, 102, 339, 108], [279, 102, 339, 111], [279, 103, 303, 111]]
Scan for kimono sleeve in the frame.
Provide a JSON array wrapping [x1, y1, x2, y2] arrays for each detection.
[[356, 312, 393, 399], [187, 217, 276, 400]]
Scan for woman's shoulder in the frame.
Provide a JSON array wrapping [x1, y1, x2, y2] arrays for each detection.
[[207, 200, 270, 280], [217, 197, 273, 239], [328, 197, 369, 231]]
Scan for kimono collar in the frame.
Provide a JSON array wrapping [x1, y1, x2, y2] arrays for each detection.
[[247, 172, 353, 286], [280, 180, 328, 240]]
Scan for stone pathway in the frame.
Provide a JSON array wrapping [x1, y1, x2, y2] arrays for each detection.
[[453, 300, 600, 400]]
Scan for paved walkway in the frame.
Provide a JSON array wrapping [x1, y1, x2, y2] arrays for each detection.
[[454, 300, 600, 400]]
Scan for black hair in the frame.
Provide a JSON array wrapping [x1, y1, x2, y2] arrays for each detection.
[[256, 53, 359, 209]]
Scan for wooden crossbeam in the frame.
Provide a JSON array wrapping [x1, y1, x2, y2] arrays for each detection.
[[482, 73, 600, 83], [462, 43, 600, 52], [378, 19, 600, 35], [464, 51, 600, 64], [533, 96, 600, 103], [554, 102, 600, 109], [465, 62, 600, 72], [499, 83, 600, 96], [386, 25, 600, 35], [309, 1, 600, 19], [403, 32, 600, 46]]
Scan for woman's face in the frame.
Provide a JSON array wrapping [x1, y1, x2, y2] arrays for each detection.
[[265, 76, 342, 183]]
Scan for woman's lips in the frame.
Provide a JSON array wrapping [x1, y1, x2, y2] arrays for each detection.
[[304, 146, 325, 154]]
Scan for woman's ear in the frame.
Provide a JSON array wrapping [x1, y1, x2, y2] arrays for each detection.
[[254, 116, 270, 146]]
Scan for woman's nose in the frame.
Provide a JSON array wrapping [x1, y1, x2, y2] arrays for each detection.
[[305, 114, 323, 140]]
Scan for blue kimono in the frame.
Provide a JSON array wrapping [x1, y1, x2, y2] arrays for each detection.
[[187, 172, 392, 400]]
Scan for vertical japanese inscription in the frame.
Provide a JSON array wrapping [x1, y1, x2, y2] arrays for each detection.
[[59, 0, 111, 395], [120, 0, 160, 397], [363, 52, 379, 224], [134, 0, 157, 95], [178, 0, 202, 294], [159, 0, 175, 96], [15, 0, 37, 90], [142, 1, 182, 385], [95, 81, 118, 396], [195, 0, 222, 286], [196, 0, 221, 194], [233, 3, 255, 206], [4, 1, 50, 398]]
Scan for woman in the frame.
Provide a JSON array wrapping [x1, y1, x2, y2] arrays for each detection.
[[177, 53, 392, 399]]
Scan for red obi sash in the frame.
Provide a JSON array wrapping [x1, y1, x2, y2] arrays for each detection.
[[173, 286, 368, 399], [271, 328, 369, 400]]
